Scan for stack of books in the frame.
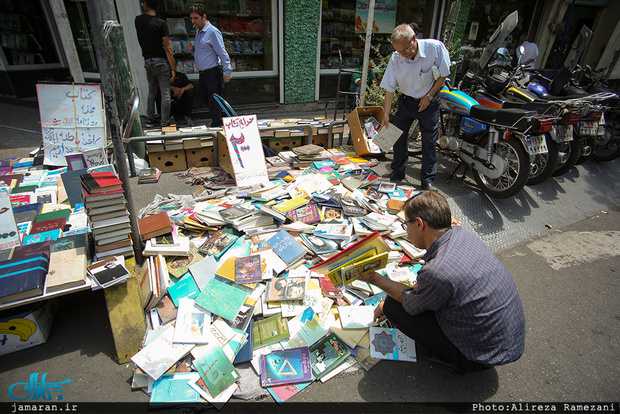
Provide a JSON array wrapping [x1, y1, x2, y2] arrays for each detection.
[[138, 167, 161, 184], [80, 171, 133, 260]]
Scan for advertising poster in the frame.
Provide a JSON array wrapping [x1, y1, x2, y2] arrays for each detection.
[[36, 84, 106, 166], [355, 0, 397, 34], [222, 115, 269, 187]]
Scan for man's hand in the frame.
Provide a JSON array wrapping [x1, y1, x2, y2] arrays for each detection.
[[186, 41, 193, 52], [170, 71, 176, 83], [373, 302, 387, 324], [356, 271, 378, 285], [381, 111, 390, 128], [171, 86, 183, 99], [418, 94, 431, 112], [223, 75, 232, 83]]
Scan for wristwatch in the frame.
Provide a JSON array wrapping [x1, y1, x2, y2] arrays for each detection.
[[426, 93, 434, 100]]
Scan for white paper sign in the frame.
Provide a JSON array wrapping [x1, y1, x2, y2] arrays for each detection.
[[36, 84, 107, 166], [222, 115, 269, 187]]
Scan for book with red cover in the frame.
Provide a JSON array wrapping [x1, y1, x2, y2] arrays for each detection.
[[0, 173, 24, 187], [94, 235, 132, 253], [11, 240, 52, 260], [29, 217, 67, 235], [138, 211, 173, 240], [80, 171, 123, 194]]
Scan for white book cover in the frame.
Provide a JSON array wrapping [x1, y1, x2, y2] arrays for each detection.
[[222, 115, 269, 187], [173, 298, 212, 344], [369, 327, 417, 362], [372, 122, 404, 153], [143, 236, 190, 256], [131, 324, 195, 380], [338, 305, 377, 329]]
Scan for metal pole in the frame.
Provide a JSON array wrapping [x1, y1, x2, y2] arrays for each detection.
[[359, 0, 376, 107], [86, 0, 144, 265]]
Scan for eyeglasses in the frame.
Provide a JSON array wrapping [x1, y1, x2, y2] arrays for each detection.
[[401, 218, 416, 231], [395, 39, 415, 56]]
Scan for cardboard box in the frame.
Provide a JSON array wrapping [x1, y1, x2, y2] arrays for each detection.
[[185, 146, 215, 168], [217, 131, 234, 177], [347, 106, 384, 156], [313, 134, 328, 148], [148, 149, 187, 172], [0, 300, 57, 355], [267, 137, 302, 152]]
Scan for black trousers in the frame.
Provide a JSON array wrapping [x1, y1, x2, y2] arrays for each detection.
[[171, 88, 195, 118], [199, 67, 223, 128], [383, 296, 491, 372]]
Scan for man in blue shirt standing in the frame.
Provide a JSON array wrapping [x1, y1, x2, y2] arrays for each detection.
[[381, 24, 450, 190], [187, 3, 232, 128], [358, 191, 526, 374]]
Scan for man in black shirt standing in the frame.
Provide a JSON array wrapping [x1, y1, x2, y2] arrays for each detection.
[[135, 0, 176, 128]]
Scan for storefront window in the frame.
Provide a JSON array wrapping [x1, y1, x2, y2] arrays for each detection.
[[162, 0, 274, 74], [318, 0, 437, 99], [63, 0, 98, 73], [0, 0, 61, 67]]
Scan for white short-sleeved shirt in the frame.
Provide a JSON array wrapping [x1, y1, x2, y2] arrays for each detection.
[[517, 41, 539, 70], [380, 38, 451, 99]]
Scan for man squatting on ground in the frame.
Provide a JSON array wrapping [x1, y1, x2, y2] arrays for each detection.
[[358, 192, 526, 374], [381, 24, 450, 190]]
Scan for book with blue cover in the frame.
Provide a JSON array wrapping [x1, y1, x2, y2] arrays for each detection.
[[265, 229, 307, 265], [0, 253, 49, 304], [22, 228, 62, 245], [150, 373, 201, 404], [167, 273, 200, 307], [260, 346, 313, 387], [233, 319, 254, 364]]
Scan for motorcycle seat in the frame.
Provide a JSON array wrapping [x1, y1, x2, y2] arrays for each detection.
[[503, 101, 562, 116], [534, 92, 592, 101], [469, 105, 536, 131]]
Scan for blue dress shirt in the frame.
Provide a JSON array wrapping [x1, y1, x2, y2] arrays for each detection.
[[193, 21, 233, 76]]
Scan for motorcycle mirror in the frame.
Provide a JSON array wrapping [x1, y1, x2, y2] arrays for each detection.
[[497, 47, 511, 58], [519, 45, 526, 55]]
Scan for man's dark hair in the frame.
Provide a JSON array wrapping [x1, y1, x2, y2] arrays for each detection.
[[144, 0, 160, 11], [189, 3, 207, 18], [410, 22, 420, 35], [403, 191, 452, 231]]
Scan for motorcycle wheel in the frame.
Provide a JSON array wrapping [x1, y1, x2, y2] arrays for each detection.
[[407, 120, 422, 156], [527, 134, 559, 186], [552, 138, 582, 177], [472, 136, 530, 198], [592, 121, 620, 161]]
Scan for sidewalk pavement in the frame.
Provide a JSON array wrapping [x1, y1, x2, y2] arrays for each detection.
[[0, 97, 618, 411]]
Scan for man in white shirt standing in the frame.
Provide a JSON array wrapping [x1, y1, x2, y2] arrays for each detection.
[[381, 24, 450, 190], [516, 35, 539, 71]]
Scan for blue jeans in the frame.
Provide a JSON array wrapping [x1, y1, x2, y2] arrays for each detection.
[[145, 58, 171, 127], [390, 94, 440, 184]]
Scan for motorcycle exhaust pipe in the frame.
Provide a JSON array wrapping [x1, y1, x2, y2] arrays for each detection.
[[581, 146, 592, 157], [558, 152, 568, 164]]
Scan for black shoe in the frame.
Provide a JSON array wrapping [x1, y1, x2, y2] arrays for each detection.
[[421, 182, 436, 191], [388, 172, 405, 182], [184, 116, 194, 127], [145, 120, 156, 128], [422, 353, 466, 375]]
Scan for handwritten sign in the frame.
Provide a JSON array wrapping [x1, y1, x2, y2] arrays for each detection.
[[36, 84, 106, 166], [222, 115, 269, 187]]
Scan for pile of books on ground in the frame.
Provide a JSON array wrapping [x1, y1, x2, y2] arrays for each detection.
[[0, 158, 133, 305], [128, 144, 427, 407]]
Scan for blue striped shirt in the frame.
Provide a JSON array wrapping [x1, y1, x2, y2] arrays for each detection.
[[402, 226, 526, 365], [380, 38, 450, 98], [193, 21, 232, 76]]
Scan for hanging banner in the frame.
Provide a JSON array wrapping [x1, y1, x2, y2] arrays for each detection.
[[355, 0, 397, 34], [36, 83, 107, 166], [222, 115, 269, 187]]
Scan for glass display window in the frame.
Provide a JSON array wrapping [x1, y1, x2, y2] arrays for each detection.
[[163, 0, 275, 75], [0, 0, 62, 68]]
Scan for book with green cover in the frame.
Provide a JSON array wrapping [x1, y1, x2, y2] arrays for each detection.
[[194, 278, 248, 322], [192, 344, 239, 398], [253, 313, 290, 348], [34, 208, 71, 223], [308, 331, 351, 379]]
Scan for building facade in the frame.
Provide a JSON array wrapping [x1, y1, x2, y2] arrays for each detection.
[[0, 0, 617, 116]]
